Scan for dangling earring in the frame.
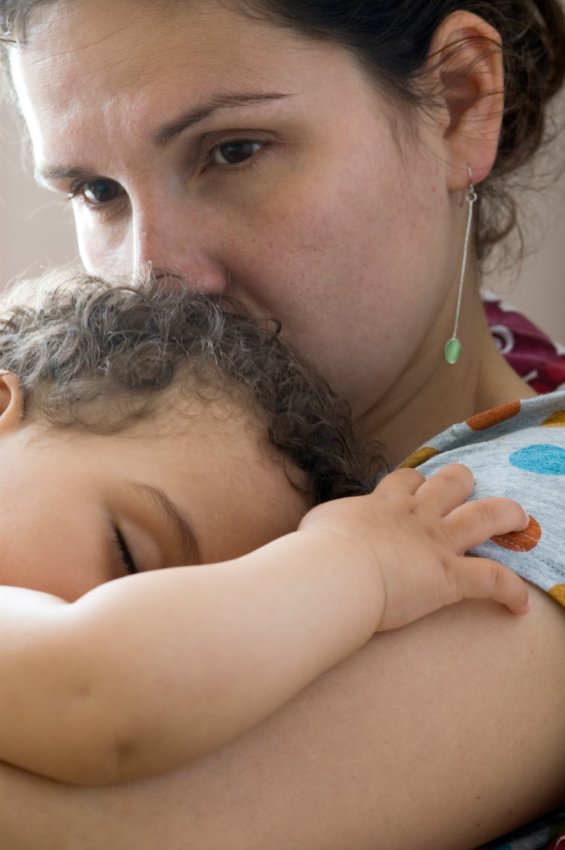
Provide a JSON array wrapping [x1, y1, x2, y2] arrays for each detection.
[[444, 166, 478, 365]]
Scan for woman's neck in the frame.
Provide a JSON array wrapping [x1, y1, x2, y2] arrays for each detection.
[[355, 292, 536, 468]]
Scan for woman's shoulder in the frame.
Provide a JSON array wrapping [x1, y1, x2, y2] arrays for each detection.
[[403, 390, 565, 461]]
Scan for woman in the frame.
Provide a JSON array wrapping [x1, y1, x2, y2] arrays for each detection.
[[0, 1, 564, 847]]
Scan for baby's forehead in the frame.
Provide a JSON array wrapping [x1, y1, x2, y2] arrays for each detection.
[[24, 379, 267, 469], [99, 375, 267, 440]]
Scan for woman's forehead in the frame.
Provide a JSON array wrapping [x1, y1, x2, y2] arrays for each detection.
[[17, 1, 259, 84], [16, 0, 311, 78], [10, 0, 375, 173], [11, 0, 347, 123]]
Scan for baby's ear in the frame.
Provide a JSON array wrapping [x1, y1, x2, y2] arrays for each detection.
[[0, 372, 25, 431]]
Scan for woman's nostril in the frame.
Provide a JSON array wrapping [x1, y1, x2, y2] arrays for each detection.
[[152, 270, 187, 292], [132, 264, 231, 296]]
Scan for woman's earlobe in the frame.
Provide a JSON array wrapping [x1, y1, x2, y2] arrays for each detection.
[[0, 372, 25, 430], [428, 11, 505, 190]]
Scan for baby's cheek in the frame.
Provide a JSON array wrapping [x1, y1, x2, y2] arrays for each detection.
[[0, 544, 102, 602]]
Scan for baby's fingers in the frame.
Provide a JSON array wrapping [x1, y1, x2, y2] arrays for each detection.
[[413, 464, 475, 514], [453, 555, 530, 614], [372, 467, 426, 497], [444, 497, 529, 552]]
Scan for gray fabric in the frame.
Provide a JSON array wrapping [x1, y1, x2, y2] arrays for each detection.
[[416, 390, 565, 600]]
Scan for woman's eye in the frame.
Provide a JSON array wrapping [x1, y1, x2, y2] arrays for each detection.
[[75, 178, 122, 206], [211, 140, 264, 166]]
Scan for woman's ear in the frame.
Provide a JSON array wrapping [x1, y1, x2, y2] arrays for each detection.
[[0, 371, 25, 431], [427, 11, 505, 190]]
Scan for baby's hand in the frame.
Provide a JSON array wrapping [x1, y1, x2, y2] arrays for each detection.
[[299, 464, 530, 632]]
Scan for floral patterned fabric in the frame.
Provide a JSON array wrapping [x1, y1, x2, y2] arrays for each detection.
[[484, 292, 565, 394]]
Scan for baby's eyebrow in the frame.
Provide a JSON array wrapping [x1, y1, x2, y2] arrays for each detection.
[[130, 482, 200, 565]]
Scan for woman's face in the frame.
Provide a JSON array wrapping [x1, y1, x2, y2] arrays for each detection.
[[10, 0, 461, 416]]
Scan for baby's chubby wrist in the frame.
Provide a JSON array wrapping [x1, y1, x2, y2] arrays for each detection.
[[296, 503, 388, 632]]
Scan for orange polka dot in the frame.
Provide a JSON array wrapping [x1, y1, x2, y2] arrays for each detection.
[[400, 447, 440, 469], [467, 400, 522, 432], [491, 515, 542, 553], [543, 410, 565, 428], [549, 585, 565, 607]]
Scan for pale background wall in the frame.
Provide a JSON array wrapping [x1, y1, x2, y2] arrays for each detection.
[[0, 100, 77, 280], [0, 58, 564, 340]]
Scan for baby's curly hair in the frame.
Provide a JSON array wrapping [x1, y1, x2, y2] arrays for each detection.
[[0, 270, 383, 503]]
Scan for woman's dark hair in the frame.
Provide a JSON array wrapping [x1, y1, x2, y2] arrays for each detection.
[[238, 0, 565, 263], [2, 0, 564, 263], [0, 269, 381, 502]]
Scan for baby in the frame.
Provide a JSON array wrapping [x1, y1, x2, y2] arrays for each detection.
[[0, 271, 529, 786]]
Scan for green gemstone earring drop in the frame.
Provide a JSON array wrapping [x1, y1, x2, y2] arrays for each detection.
[[444, 166, 478, 365], [444, 337, 463, 365]]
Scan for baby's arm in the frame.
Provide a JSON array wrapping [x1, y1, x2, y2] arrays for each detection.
[[0, 465, 528, 786]]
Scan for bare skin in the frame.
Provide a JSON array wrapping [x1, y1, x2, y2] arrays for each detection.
[[0, 463, 530, 786], [2, 1, 563, 847], [11, 1, 535, 462], [0, 590, 563, 850]]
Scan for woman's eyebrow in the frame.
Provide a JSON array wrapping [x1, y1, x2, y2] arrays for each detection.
[[153, 91, 292, 147], [129, 481, 200, 564], [35, 165, 93, 185], [35, 92, 292, 184]]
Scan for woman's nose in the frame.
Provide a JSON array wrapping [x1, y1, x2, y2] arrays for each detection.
[[131, 210, 230, 295]]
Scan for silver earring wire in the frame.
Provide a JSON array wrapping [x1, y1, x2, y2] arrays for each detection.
[[444, 166, 478, 365]]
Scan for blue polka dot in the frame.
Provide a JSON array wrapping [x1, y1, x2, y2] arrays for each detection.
[[509, 444, 565, 476]]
